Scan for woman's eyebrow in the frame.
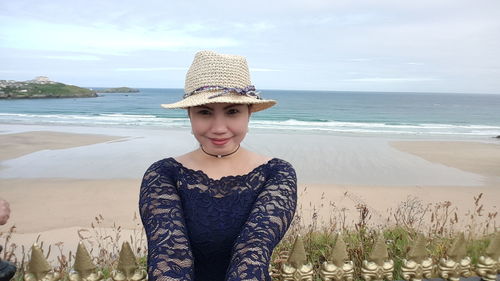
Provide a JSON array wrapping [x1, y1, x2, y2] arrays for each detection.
[[223, 104, 244, 110], [194, 104, 243, 110], [195, 105, 213, 110]]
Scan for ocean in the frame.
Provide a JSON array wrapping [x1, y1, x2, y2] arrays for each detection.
[[1, 88, 500, 138]]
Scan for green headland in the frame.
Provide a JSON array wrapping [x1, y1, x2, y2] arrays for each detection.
[[0, 77, 97, 99], [98, 87, 140, 93]]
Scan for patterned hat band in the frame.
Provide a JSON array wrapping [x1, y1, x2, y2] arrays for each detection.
[[183, 85, 261, 100], [161, 50, 276, 113]]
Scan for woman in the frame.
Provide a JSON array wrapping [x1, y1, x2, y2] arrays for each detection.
[[139, 51, 297, 281]]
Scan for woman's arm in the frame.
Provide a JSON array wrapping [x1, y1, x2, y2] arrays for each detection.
[[139, 160, 194, 281], [225, 160, 297, 281]]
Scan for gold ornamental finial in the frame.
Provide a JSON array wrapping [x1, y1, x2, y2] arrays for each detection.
[[320, 233, 354, 281], [24, 244, 61, 281], [438, 233, 472, 281], [70, 242, 104, 281], [361, 234, 394, 281], [287, 235, 307, 269], [74, 242, 97, 276], [27, 244, 52, 280], [117, 242, 138, 278], [476, 232, 500, 281], [280, 235, 314, 280], [369, 234, 389, 266], [402, 234, 433, 281], [485, 231, 500, 260], [330, 233, 349, 267], [407, 234, 428, 263], [108, 242, 147, 281], [447, 233, 466, 260]]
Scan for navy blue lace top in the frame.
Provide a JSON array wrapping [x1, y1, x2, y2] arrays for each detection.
[[139, 157, 297, 281]]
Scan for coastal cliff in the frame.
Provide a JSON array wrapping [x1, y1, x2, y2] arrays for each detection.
[[0, 77, 97, 99]]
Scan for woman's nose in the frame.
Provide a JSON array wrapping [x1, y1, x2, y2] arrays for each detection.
[[211, 114, 228, 134]]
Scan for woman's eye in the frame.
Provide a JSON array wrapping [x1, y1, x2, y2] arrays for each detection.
[[227, 108, 240, 115], [197, 110, 211, 115]]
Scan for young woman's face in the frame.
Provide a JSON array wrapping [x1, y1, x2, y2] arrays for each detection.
[[188, 103, 251, 155]]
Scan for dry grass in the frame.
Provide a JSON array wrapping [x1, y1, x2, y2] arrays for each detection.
[[1, 191, 498, 281], [270, 191, 498, 280], [0, 213, 147, 280]]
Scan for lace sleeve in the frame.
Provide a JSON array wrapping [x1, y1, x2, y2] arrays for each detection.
[[139, 160, 194, 281], [225, 160, 298, 281]]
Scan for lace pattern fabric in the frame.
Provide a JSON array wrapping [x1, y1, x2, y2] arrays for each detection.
[[140, 157, 297, 281]]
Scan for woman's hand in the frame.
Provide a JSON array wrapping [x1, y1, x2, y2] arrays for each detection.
[[0, 198, 11, 225]]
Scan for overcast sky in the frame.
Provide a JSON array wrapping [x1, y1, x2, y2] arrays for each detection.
[[1, 0, 499, 94]]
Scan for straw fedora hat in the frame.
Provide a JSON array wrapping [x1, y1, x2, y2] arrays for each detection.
[[161, 50, 276, 112]]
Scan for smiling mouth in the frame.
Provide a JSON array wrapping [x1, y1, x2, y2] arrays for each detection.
[[210, 138, 230, 145]]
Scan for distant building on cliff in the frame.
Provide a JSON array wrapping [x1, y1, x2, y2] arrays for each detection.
[[29, 76, 55, 84], [0, 77, 56, 89], [36, 76, 50, 82]]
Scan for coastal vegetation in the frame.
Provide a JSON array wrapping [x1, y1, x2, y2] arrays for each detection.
[[270, 192, 498, 280], [1, 193, 497, 281], [0, 78, 96, 99]]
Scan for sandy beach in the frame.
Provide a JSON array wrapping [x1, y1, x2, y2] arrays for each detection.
[[1, 124, 499, 263]]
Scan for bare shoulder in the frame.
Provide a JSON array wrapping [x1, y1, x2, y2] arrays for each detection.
[[173, 151, 197, 167], [244, 149, 273, 167]]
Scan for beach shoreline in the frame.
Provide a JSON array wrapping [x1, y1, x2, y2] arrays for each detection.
[[1, 123, 499, 263]]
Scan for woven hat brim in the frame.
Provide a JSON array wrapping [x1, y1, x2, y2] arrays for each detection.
[[161, 90, 276, 113]]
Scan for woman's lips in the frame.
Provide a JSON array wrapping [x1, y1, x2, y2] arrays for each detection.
[[210, 138, 230, 145]]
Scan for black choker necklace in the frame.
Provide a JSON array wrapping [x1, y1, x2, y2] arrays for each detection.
[[200, 144, 240, 158]]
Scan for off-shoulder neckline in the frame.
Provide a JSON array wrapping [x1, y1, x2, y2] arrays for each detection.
[[168, 157, 280, 182]]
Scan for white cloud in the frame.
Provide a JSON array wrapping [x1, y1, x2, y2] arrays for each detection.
[[1, 0, 499, 93], [0, 70, 23, 73], [115, 67, 281, 73], [115, 67, 187, 72], [349, 58, 372, 62], [43, 55, 101, 61], [250, 68, 281, 72], [344, 77, 438, 83], [0, 16, 240, 54], [298, 13, 377, 27], [232, 21, 275, 31]]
